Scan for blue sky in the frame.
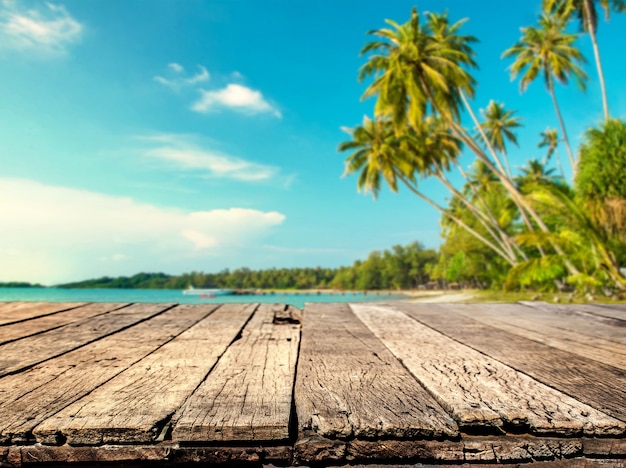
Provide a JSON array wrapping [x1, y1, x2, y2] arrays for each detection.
[[0, 0, 625, 284]]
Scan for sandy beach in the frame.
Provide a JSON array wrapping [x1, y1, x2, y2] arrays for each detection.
[[401, 290, 479, 303]]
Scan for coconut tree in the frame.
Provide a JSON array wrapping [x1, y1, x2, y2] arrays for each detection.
[[407, 116, 522, 262], [358, 8, 582, 276], [538, 127, 565, 178], [516, 159, 561, 190], [340, 116, 518, 264], [360, 9, 519, 214], [480, 101, 522, 177], [359, 8, 477, 130], [544, 0, 626, 120], [503, 14, 588, 178]]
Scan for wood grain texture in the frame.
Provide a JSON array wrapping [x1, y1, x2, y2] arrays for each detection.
[[397, 303, 626, 424], [511, 302, 625, 344], [521, 301, 626, 323], [294, 303, 458, 441], [293, 434, 585, 465], [7, 444, 294, 467], [0, 302, 86, 326], [33, 304, 255, 445], [172, 304, 301, 442], [353, 304, 625, 436], [2, 441, 622, 467], [0, 303, 127, 345], [0, 304, 208, 444], [458, 303, 626, 370], [0, 303, 170, 377], [592, 303, 626, 320]]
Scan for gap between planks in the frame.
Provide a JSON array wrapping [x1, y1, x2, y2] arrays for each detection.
[[351, 303, 625, 437], [172, 303, 301, 443], [0, 303, 211, 444], [393, 302, 626, 425], [294, 302, 458, 442], [33, 303, 257, 445]]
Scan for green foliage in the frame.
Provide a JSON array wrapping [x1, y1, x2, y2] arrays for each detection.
[[331, 242, 438, 290], [506, 183, 626, 291], [576, 118, 626, 241], [503, 14, 587, 93], [57, 242, 439, 291], [504, 255, 566, 291], [0, 282, 44, 288], [479, 100, 522, 154]]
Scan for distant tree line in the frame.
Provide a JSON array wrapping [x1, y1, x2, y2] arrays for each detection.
[[0, 282, 44, 288], [57, 242, 439, 291]]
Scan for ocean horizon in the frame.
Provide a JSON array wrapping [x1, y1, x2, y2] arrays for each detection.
[[0, 287, 407, 309]]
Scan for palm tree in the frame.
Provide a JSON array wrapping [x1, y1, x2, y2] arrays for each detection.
[[516, 159, 561, 190], [544, 0, 626, 121], [503, 14, 587, 178], [340, 117, 411, 198], [480, 101, 522, 177], [538, 127, 565, 178], [340, 117, 518, 264], [359, 8, 582, 276], [359, 8, 476, 129]]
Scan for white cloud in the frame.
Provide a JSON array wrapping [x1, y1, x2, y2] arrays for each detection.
[[185, 66, 209, 85], [168, 62, 184, 73], [0, 1, 82, 55], [192, 83, 281, 117], [138, 134, 278, 181], [154, 64, 210, 89], [0, 178, 285, 284]]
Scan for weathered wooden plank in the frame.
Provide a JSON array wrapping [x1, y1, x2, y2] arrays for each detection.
[[0, 302, 86, 326], [353, 304, 625, 436], [521, 300, 626, 323], [397, 302, 626, 424], [294, 303, 458, 442], [585, 303, 626, 322], [516, 302, 625, 344], [172, 304, 301, 442], [0, 303, 128, 345], [33, 303, 256, 445], [0, 303, 212, 444], [521, 301, 626, 323], [0, 303, 173, 377], [460, 303, 626, 370], [293, 434, 587, 465], [3, 442, 623, 467], [7, 444, 294, 467]]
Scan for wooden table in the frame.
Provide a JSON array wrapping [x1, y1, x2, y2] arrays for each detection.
[[0, 300, 624, 467]]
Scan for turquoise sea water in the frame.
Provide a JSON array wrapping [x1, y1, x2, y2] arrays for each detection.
[[0, 288, 406, 309]]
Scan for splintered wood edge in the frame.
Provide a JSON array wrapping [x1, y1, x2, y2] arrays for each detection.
[[2, 437, 626, 466]]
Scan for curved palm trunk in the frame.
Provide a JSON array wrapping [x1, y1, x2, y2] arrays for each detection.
[[424, 86, 540, 235], [447, 119, 581, 275], [395, 172, 517, 265], [434, 164, 519, 262], [584, 0, 610, 121], [459, 91, 510, 177], [501, 151, 513, 180], [548, 81, 577, 178], [423, 84, 580, 275], [554, 148, 565, 181], [453, 93, 539, 232], [454, 161, 529, 261]]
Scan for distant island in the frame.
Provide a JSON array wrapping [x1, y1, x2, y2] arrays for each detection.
[[56, 242, 440, 291], [0, 282, 44, 288]]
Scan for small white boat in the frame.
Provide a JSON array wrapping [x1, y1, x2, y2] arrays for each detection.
[[182, 286, 233, 296]]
